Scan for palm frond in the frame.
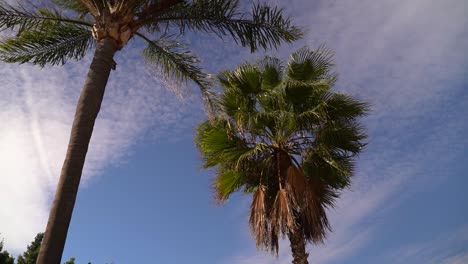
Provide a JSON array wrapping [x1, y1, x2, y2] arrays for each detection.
[[249, 185, 270, 249], [217, 62, 283, 130], [286, 45, 335, 82], [195, 120, 242, 167], [138, 32, 211, 98], [295, 92, 369, 130], [223, 63, 263, 94], [301, 182, 332, 243], [0, 1, 92, 32], [322, 93, 370, 121], [282, 163, 332, 243], [218, 81, 256, 123], [258, 56, 283, 90], [270, 188, 295, 254], [302, 151, 355, 190], [284, 79, 333, 109], [212, 168, 244, 202], [235, 143, 269, 167], [314, 121, 367, 154], [143, 0, 303, 52], [195, 119, 272, 169], [285, 165, 306, 205], [0, 23, 93, 66], [294, 92, 333, 126]]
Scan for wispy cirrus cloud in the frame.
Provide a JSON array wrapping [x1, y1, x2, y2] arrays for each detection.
[[441, 253, 468, 264], [385, 224, 468, 264], [224, 0, 468, 263], [0, 41, 201, 253]]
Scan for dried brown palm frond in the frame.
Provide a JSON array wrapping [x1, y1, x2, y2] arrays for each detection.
[[301, 181, 331, 243], [285, 165, 307, 207], [269, 228, 279, 254], [249, 185, 270, 249], [271, 188, 295, 246]]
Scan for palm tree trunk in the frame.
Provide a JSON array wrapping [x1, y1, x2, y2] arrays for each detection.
[[288, 226, 309, 264], [37, 38, 118, 264]]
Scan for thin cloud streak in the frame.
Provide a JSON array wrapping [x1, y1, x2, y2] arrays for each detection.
[[0, 43, 201, 253], [226, 0, 468, 263], [386, 224, 468, 264], [441, 253, 468, 264]]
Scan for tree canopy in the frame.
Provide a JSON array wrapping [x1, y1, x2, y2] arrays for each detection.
[[0, 233, 81, 264], [16, 233, 43, 264], [0, 239, 15, 264], [196, 46, 369, 255]]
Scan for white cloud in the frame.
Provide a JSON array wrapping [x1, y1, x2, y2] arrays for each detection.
[[0, 43, 201, 253], [385, 225, 468, 264], [225, 0, 468, 263], [441, 253, 468, 264]]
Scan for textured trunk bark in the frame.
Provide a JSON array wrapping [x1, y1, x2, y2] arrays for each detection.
[[288, 226, 309, 264], [37, 38, 118, 264]]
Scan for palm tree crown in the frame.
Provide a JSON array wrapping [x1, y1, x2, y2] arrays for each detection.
[[0, 0, 301, 92], [195, 46, 369, 261]]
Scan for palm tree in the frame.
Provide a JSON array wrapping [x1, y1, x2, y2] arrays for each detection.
[[195, 46, 369, 264], [0, 1, 302, 263]]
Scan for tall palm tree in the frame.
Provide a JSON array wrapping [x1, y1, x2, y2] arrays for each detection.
[[0, 1, 302, 263], [195, 46, 369, 264]]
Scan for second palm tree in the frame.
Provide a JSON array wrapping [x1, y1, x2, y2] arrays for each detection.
[[196, 46, 369, 264]]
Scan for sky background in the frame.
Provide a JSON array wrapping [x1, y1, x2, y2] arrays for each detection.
[[0, 0, 467, 263]]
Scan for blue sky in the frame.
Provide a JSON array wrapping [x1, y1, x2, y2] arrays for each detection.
[[0, 0, 467, 263]]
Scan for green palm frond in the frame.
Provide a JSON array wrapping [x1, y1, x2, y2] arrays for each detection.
[[220, 63, 263, 95], [0, 23, 93, 66], [286, 45, 335, 82], [213, 155, 273, 202], [258, 56, 283, 90], [295, 92, 370, 129], [314, 120, 367, 154], [195, 120, 238, 167], [138, 32, 210, 94], [143, 0, 303, 52], [303, 149, 356, 190], [236, 142, 269, 167], [0, 1, 91, 32], [196, 119, 271, 169], [217, 62, 288, 129], [248, 111, 277, 134], [284, 79, 332, 108], [212, 168, 245, 201], [322, 93, 370, 121], [218, 84, 255, 122]]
